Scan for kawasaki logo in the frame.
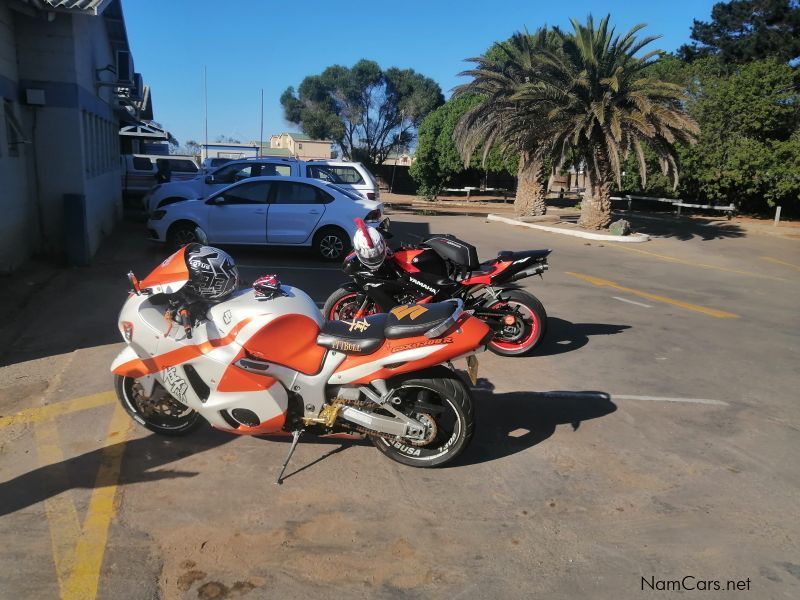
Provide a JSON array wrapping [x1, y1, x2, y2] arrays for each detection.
[[409, 277, 437, 294]]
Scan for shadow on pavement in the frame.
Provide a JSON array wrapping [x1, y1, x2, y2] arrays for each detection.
[[458, 389, 617, 466], [0, 426, 233, 517], [622, 213, 746, 241], [534, 317, 630, 357]]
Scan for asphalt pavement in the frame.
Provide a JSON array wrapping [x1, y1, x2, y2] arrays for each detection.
[[1, 213, 798, 599]]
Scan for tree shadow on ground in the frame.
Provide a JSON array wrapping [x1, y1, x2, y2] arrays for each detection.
[[0, 426, 234, 517], [457, 388, 617, 466], [534, 317, 630, 357], [621, 213, 746, 241]]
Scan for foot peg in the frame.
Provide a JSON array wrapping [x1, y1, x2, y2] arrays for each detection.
[[276, 429, 303, 485]]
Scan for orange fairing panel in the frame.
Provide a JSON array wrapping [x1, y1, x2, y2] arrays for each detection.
[[243, 314, 326, 375], [139, 246, 190, 291], [227, 412, 286, 435], [334, 314, 490, 384]]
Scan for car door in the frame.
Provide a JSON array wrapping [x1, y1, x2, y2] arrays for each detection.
[[204, 163, 258, 197], [267, 181, 328, 244], [206, 180, 270, 244]]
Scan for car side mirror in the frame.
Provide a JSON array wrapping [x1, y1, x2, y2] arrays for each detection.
[[204, 175, 215, 184], [206, 196, 222, 205]]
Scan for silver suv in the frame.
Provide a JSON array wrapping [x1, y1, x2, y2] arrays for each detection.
[[145, 157, 379, 213]]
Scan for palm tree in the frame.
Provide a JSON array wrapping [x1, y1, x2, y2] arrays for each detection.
[[517, 15, 699, 228], [454, 29, 559, 217]]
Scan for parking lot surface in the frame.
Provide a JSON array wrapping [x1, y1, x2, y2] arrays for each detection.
[[1, 214, 798, 599]]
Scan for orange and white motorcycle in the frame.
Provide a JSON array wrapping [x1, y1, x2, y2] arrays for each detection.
[[111, 246, 491, 481]]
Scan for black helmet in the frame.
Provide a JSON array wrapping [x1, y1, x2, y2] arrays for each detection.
[[184, 244, 239, 301]]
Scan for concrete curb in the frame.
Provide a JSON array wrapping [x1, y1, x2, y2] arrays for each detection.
[[487, 214, 650, 243]]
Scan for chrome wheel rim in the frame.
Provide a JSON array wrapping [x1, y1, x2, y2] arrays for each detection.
[[174, 228, 197, 246], [320, 235, 343, 258]]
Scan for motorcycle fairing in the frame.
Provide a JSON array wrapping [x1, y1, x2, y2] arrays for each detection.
[[138, 245, 191, 294]]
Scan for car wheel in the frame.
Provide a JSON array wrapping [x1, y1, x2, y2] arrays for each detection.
[[168, 222, 199, 249], [314, 227, 349, 261]]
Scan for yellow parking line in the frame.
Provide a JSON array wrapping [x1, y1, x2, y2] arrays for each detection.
[[62, 405, 131, 600], [0, 391, 115, 429], [35, 419, 81, 596], [761, 256, 800, 273], [565, 272, 740, 319], [609, 244, 792, 282]]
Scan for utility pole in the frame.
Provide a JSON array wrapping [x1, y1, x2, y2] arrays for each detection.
[[259, 88, 264, 157], [204, 66, 208, 160]]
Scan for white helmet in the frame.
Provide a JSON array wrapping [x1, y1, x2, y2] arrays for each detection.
[[353, 219, 386, 268]]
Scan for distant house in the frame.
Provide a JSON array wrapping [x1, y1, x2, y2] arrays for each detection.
[[382, 152, 414, 166], [266, 132, 334, 159], [0, 0, 156, 271]]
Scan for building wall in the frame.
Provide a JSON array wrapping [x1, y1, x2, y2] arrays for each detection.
[[291, 139, 332, 159], [0, 2, 33, 271], [0, 2, 124, 271]]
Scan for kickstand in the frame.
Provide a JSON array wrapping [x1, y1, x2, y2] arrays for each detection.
[[276, 429, 303, 485]]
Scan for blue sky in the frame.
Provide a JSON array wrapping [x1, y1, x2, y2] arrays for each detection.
[[123, 0, 718, 148]]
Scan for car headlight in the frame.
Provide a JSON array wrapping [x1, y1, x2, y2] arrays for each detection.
[[150, 210, 167, 220]]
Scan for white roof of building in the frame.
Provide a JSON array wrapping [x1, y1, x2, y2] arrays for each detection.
[[30, 0, 112, 14]]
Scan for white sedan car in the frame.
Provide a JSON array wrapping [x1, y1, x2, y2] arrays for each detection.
[[147, 176, 384, 260]]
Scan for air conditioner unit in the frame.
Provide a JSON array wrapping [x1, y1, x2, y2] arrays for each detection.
[[116, 50, 134, 84]]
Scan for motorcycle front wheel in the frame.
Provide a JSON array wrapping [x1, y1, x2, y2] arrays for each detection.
[[371, 368, 474, 467], [115, 375, 202, 436], [323, 287, 383, 320], [486, 289, 548, 357]]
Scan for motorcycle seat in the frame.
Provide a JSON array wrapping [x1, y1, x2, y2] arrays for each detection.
[[317, 313, 388, 355], [384, 300, 459, 339], [496, 249, 551, 262]]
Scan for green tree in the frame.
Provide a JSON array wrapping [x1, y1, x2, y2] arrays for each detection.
[[678, 58, 800, 210], [678, 0, 800, 64], [281, 60, 443, 166], [410, 95, 515, 199], [513, 16, 699, 228], [453, 29, 559, 216]]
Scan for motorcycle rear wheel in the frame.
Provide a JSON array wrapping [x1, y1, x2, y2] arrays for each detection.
[[371, 368, 474, 467], [115, 375, 202, 436], [486, 289, 547, 357]]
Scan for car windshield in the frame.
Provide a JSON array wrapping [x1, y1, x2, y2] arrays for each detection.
[[328, 183, 365, 201]]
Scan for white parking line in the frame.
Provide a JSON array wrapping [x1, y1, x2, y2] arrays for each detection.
[[612, 296, 652, 308], [522, 391, 728, 406]]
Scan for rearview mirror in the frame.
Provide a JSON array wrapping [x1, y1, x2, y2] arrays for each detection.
[[206, 196, 222, 205], [377, 218, 393, 238], [204, 175, 215, 184]]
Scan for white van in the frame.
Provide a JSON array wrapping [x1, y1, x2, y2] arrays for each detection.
[[304, 160, 380, 201], [121, 154, 200, 196]]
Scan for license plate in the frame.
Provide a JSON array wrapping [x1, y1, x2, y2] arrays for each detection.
[[466, 355, 479, 386]]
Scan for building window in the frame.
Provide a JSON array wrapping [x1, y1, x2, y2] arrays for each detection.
[[4, 100, 25, 158]]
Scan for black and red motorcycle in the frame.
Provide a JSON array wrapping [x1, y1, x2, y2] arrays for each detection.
[[323, 224, 551, 356]]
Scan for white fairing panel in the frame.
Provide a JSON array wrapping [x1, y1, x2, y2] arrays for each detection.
[[112, 284, 324, 432]]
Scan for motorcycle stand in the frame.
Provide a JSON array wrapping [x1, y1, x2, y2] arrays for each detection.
[[276, 429, 303, 485]]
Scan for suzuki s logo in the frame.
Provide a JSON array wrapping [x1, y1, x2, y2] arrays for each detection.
[[408, 277, 437, 294]]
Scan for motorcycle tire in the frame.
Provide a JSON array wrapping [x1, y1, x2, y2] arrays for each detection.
[[371, 368, 474, 467], [486, 289, 548, 357], [323, 287, 383, 321], [115, 375, 202, 436]]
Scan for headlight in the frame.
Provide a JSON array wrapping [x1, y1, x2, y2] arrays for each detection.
[[150, 210, 167, 220]]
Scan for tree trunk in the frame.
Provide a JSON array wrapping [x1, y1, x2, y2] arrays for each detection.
[[514, 152, 547, 217], [578, 154, 612, 229]]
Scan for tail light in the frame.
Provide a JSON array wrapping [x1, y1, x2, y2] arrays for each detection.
[[364, 209, 381, 222], [366, 192, 376, 200]]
